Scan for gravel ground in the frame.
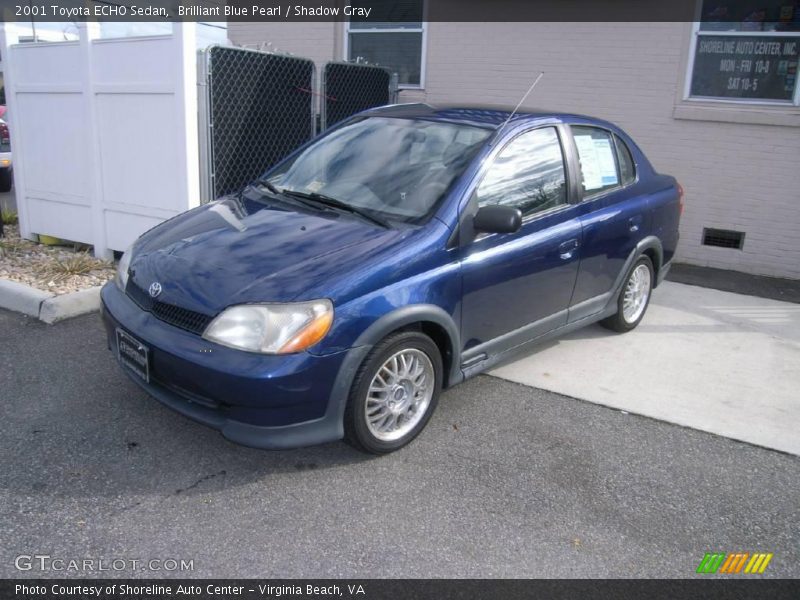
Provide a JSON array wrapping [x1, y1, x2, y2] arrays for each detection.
[[0, 224, 115, 294]]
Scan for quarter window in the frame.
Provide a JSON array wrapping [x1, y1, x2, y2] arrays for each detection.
[[476, 127, 567, 218], [614, 134, 636, 185], [572, 126, 620, 196]]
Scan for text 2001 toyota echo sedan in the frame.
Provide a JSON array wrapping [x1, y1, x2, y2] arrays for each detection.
[[101, 104, 682, 454]]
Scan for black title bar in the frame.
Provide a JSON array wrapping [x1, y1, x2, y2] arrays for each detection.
[[0, 0, 762, 23], [3, 579, 800, 600]]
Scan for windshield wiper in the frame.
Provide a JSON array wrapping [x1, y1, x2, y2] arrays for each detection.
[[281, 189, 390, 229], [250, 177, 284, 196], [245, 178, 316, 209]]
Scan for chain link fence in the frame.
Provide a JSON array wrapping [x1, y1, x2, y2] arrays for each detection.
[[198, 48, 398, 201], [199, 46, 316, 200], [321, 62, 398, 130]]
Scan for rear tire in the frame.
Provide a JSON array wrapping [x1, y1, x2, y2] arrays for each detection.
[[344, 331, 443, 454], [600, 255, 654, 333]]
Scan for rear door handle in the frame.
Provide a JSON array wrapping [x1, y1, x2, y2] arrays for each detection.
[[558, 239, 579, 260]]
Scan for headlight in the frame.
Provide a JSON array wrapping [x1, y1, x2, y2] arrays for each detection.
[[202, 300, 334, 354], [115, 244, 134, 291]]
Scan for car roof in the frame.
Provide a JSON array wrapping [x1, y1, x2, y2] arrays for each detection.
[[360, 103, 596, 130]]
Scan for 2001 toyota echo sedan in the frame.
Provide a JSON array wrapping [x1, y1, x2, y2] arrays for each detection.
[[101, 104, 682, 454]]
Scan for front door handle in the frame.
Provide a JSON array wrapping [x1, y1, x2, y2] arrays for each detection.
[[558, 239, 579, 260]]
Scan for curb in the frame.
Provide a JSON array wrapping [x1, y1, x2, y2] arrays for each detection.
[[0, 279, 102, 323]]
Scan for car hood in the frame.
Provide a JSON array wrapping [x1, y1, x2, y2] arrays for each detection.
[[128, 196, 407, 315]]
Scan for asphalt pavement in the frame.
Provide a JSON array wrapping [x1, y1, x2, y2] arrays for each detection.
[[668, 263, 800, 305], [1, 309, 798, 578]]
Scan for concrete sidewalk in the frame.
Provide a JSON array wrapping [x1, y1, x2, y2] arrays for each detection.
[[492, 281, 800, 456]]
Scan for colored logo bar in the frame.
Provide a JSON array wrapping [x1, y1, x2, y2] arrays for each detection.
[[696, 552, 773, 574]]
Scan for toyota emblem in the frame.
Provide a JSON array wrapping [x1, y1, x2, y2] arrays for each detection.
[[148, 282, 162, 298]]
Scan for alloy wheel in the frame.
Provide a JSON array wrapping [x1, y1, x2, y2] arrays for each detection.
[[364, 349, 435, 442], [622, 263, 652, 324]]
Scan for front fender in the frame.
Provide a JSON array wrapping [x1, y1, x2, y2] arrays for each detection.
[[309, 256, 463, 387], [353, 304, 463, 387], [353, 303, 459, 348]]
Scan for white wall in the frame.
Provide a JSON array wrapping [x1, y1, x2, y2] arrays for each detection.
[[1, 23, 201, 257], [230, 21, 800, 280]]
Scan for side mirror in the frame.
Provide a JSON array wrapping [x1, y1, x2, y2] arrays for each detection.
[[473, 205, 522, 235]]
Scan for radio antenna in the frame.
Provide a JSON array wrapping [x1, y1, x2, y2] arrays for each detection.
[[495, 71, 544, 140]]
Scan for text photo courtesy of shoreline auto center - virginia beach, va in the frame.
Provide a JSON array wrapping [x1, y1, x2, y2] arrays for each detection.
[[0, 0, 798, 599]]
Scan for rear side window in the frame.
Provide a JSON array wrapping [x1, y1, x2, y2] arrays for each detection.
[[614, 134, 636, 185], [571, 126, 620, 196]]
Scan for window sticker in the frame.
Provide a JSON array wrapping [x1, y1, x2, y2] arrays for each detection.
[[574, 135, 603, 190], [593, 138, 619, 187], [574, 134, 618, 191]]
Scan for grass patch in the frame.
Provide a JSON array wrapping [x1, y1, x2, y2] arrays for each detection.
[[34, 251, 112, 282], [1, 210, 18, 225], [0, 238, 27, 256]]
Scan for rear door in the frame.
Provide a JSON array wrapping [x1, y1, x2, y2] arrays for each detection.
[[566, 125, 648, 322]]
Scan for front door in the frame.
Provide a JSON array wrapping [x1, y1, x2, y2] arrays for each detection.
[[459, 126, 581, 357]]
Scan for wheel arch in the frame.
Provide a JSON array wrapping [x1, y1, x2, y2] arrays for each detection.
[[602, 235, 664, 315], [640, 242, 663, 286], [632, 236, 664, 287], [353, 304, 462, 388]]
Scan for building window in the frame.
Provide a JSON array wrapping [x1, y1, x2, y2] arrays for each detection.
[[345, 0, 426, 88], [686, 0, 800, 104]]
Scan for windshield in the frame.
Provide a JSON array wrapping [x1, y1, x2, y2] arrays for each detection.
[[266, 117, 491, 224]]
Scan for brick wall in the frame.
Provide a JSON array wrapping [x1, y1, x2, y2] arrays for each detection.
[[228, 22, 337, 72], [230, 21, 800, 279]]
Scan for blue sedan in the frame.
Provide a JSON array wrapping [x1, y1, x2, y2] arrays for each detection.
[[101, 104, 682, 454]]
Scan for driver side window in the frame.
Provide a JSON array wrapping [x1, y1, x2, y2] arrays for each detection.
[[476, 127, 567, 218]]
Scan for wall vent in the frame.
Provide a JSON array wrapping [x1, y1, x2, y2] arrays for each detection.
[[702, 228, 745, 250]]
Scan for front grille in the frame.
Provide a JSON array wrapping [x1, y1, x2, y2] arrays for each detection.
[[126, 280, 213, 335]]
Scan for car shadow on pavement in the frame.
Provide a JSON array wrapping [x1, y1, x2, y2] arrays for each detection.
[[1, 312, 375, 503], [7, 381, 375, 502]]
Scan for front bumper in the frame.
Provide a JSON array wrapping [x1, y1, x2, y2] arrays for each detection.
[[100, 282, 367, 449]]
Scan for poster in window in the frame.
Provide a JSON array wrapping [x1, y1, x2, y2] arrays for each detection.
[[691, 35, 799, 100]]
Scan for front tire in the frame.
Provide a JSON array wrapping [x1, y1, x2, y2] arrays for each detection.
[[344, 331, 443, 454], [600, 255, 654, 333]]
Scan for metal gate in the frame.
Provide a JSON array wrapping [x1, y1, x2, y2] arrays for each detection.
[[321, 62, 398, 130], [199, 46, 316, 200]]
